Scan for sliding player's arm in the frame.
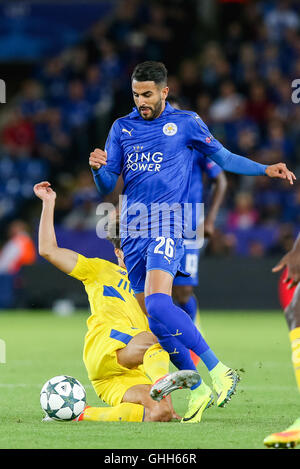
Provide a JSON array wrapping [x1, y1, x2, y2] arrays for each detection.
[[34, 181, 78, 274], [273, 234, 300, 287], [188, 114, 296, 185]]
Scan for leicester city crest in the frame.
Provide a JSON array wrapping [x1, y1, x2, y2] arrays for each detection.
[[163, 122, 178, 136]]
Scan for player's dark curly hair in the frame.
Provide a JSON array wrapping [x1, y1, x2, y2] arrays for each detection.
[[107, 216, 121, 250], [131, 61, 168, 86]]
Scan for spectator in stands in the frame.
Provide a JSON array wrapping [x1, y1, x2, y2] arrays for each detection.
[[62, 170, 101, 231], [264, 0, 299, 42], [2, 106, 35, 156], [227, 192, 259, 230], [0, 220, 36, 308], [245, 82, 273, 126], [62, 80, 92, 163], [210, 80, 243, 123]]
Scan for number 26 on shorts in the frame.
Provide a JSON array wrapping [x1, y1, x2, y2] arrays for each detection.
[[154, 237, 175, 258]]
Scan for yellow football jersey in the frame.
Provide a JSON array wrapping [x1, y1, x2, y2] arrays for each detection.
[[69, 254, 149, 332], [69, 254, 152, 402]]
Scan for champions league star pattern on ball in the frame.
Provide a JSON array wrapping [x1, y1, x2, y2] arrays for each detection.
[[40, 375, 86, 421]]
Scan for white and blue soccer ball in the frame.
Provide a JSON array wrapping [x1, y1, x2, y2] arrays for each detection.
[[40, 375, 86, 421]]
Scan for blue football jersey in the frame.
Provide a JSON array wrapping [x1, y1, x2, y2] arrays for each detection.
[[104, 102, 222, 240]]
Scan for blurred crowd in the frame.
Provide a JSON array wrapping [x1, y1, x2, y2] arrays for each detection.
[[0, 0, 300, 259]]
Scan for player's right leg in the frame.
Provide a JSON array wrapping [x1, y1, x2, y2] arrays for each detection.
[[264, 275, 300, 448]]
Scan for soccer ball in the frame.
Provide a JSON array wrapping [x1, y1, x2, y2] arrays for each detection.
[[40, 375, 86, 421]]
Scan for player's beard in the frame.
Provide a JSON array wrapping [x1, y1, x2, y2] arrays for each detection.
[[138, 98, 163, 120]]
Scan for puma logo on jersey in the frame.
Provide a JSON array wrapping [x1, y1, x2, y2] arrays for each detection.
[[122, 128, 133, 136]]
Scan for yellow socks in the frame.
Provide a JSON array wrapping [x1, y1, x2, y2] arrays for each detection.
[[143, 343, 170, 383], [80, 402, 144, 422], [290, 327, 300, 391]]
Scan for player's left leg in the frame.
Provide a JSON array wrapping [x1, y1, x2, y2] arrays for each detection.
[[264, 280, 300, 448], [145, 269, 238, 421], [172, 245, 202, 366], [172, 286, 201, 366]]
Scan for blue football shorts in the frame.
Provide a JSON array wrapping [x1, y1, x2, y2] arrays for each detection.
[[121, 236, 189, 294], [173, 239, 207, 287]]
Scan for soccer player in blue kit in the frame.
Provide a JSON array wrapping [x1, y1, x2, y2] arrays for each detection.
[[89, 61, 296, 423]]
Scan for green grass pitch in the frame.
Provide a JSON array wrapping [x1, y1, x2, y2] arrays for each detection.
[[0, 310, 298, 449]]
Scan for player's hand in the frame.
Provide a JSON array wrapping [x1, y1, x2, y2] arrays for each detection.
[[89, 148, 107, 170], [272, 250, 300, 288], [33, 181, 56, 202], [265, 163, 296, 185]]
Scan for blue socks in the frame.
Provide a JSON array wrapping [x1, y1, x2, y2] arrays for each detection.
[[148, 316, 198, 372], [145, 293, 219, 372]]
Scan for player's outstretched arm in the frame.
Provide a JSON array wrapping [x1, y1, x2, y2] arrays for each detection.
[[209, 148, 296, 185], [33, 181, 78, 274]]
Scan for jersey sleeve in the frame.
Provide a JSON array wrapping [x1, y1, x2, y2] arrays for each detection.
[[68, 254, 106, 283], [104, 120, 123, 175], [187, 114, 223, 156]]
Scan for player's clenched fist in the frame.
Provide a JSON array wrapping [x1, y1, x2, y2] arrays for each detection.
[[265, 163, 296, 185], [89, 148, 107, 170]]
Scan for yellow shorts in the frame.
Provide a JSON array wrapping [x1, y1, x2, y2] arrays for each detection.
[[83, 323, 152, 407]]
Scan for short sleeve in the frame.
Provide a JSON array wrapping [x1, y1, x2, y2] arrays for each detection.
[[104, 120, 123, 175], [69, 254, 106, 283], [187, 114, 223, 156]]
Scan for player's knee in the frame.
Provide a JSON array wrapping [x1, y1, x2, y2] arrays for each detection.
[[117, 332, 157, 368]]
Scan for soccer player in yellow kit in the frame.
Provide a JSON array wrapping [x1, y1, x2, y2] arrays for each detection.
[[34, 181, 200, 423], [264, 235, 300, 448]]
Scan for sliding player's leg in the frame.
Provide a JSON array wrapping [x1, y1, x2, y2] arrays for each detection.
[[80, 328, 199, 423], [78, 386, 173, 423], [117, 330, 201, 401], [264, 276, 300, 448]]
